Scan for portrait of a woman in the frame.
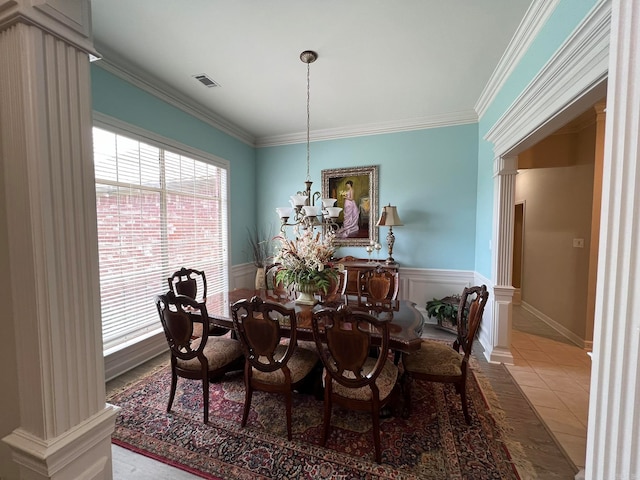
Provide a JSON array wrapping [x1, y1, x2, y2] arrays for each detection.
[[337, 180, 359, 238]]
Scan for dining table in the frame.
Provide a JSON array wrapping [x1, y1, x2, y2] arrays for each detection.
[[203, 288, 425, 354]]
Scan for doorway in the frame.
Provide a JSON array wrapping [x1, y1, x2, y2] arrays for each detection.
[[512, 202, 524, 305]]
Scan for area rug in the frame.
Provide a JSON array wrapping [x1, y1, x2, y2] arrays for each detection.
[[108, 360, 527, 479]]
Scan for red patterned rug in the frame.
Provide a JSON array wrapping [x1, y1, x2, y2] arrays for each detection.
[[108, 360, 528, 479]]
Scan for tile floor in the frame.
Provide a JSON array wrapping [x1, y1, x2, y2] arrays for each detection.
[[508, 305, 591, 470]]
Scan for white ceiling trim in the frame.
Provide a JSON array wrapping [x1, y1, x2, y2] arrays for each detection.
[[475, 0, 560, 119], [485, 0, 610, 157], [92, 42, 479, 150], [256, 111, 479, 148], [93, 42, 256, 146]]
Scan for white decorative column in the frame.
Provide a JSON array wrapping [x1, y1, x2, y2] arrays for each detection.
[[584, 101, 606, 349], [0, 2, 119, 479], [484, 156, 517, 364], [583, 0, 640, 478]]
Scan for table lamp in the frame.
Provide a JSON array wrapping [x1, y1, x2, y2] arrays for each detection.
[[376, 204, 403, 264]]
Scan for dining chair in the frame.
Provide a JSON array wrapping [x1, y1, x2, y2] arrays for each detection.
[[311, 304, 399, 464], [167, 267, 231, 338], [230, 296, 318, 440], [317, 268, 348, 305], [167, 267, 207, 303], [401, 284, 489, 424], [356, 265, 399, 310], [154, 291, 244, 424]]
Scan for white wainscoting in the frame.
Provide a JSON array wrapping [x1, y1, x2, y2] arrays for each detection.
[[104, 264, 484, 380], [398, 267, 476, 325], [474, 272, 496, 360]]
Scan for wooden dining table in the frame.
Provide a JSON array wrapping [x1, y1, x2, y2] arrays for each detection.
[[203, 288, 425, 354]]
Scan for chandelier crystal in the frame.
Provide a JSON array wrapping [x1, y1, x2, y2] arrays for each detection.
[[275, 50, 341, 235]]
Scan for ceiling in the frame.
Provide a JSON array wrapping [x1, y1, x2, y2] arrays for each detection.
[[90, 1, 533, 146]]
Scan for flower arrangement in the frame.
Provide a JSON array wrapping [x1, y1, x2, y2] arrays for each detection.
[[274, 229, 339, 294]]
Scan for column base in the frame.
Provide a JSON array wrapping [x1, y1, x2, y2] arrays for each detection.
[[3, 405, 120, 480]]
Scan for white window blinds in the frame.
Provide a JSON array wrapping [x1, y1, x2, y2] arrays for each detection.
[[93, 127, 229, 351]]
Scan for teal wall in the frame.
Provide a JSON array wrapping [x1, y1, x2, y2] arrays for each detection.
[[90, 0, 600, 274], [257, 124, 479, 269], [475, 0, 600, 278], [90, 66, 256, 265]]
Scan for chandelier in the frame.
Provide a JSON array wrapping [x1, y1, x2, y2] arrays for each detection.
[[275, 50, 342, 235]]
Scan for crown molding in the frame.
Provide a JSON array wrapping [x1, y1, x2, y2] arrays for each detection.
[[484, 0, 610, 158], [93, 42, 256, 147], [475, 0, 560, 119], [256, 110, 478, 147]]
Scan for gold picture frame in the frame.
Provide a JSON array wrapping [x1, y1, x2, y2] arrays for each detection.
[[322, 165, 379, 246]]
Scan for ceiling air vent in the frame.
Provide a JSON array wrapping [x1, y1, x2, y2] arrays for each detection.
[[193, 74, 220, 88]]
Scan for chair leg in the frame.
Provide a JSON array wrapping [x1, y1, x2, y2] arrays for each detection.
[[393, 350, 401, 365], [242, 385, 253, 428], [371, 402, 382, 463], [241, 363, 252, 428], [167, 368, 178, 413], [202, 375, 209, 424], [321, 378, 332, 447], [285, 390, 293, 441], [459, 378, 471, 424], [400, 371, 413, 418]]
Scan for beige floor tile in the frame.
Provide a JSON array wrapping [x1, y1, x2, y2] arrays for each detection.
[[534, 405, 587, 437], [511, 335, 542, 350], [544, 351, 590, 368], [529, 360, 570, 377], [518, 385, 564, 409], [539, 373, 587, 394], [553, 432, 587, 468], [508, 369, 546, 388], [554, 390, 590, 425], [517, 348, 555, 363], [507, 357, 534, 372]]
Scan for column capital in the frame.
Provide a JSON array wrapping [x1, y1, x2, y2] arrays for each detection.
[[0, 0, 97, 56], [493, 156, 518, 177]]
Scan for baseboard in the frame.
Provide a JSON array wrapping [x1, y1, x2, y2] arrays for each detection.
[[512, 288, 521, 305], [520, 301, 589, 349], [104, 330, 167, 381]]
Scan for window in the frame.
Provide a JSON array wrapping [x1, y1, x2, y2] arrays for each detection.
[[93, 126, 229, 352]]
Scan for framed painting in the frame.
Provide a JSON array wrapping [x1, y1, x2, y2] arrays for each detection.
[[321, 165, 378, 246]]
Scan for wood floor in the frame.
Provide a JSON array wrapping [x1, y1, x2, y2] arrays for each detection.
[[108, 316, 579, 479]]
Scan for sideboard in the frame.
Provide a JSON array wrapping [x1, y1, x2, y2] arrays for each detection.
[[335, 256, 400, 296]]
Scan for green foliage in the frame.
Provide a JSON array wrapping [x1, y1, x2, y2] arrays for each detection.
[[425, 295, 461, 325], [275, 267, 338, 294]]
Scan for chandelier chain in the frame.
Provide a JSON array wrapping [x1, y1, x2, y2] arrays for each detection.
[[306, 60, 311, 181]]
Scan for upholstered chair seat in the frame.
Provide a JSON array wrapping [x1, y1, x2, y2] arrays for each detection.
[[175, 336, 244, 372], [329, 357, 398, 401], [402, 340, 463, 377], [251, 344, 317, 385]]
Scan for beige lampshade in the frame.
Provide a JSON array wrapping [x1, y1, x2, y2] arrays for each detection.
[[376, 204, 403, 227]]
